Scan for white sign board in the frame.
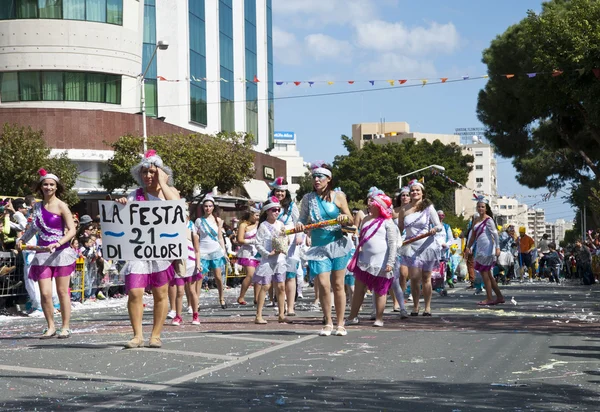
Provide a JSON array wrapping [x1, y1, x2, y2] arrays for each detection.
[[99, 200, 187, 261]]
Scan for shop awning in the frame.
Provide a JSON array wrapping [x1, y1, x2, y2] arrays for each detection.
[[243, 179, 271, 202]]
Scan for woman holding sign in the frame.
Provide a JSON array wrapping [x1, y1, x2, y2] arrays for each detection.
[[195, 195, 228, 309], [117, 150, 179, 349], [17, 169, 77, 339], [296, 162, 353, 337]]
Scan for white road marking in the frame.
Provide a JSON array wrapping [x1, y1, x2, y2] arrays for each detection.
[[0, 365, 166, 391]]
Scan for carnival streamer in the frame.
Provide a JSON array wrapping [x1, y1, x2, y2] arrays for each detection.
[[156, 68, 600, 85]]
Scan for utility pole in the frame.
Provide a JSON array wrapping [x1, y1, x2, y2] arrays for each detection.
[[534, 210, 537, 243]]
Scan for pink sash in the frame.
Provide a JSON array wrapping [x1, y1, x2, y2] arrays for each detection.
[[347, 218, 384, 272]]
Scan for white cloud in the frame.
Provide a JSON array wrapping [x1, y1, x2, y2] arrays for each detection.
[[360, 53, 437, 78], [304, 34, 353, 61], [355, 20, 460, 55], [273, 0, 380, 26], [272, 27, 303, 65]]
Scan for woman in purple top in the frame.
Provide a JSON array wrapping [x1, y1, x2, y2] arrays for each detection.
[[116, 150, 179, 349], [17, 169, 77, 339]]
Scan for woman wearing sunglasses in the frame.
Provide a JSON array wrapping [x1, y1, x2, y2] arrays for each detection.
[[296, 162, 353, 336]]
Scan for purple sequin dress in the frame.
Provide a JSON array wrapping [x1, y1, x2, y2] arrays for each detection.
[[21, 203, 78, 281]]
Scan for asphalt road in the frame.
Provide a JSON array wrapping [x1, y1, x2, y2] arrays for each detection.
[[1, 280, 599, 411]]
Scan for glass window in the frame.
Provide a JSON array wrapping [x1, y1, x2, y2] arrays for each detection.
[[86, 0, 106, 22], [143, 3, 156, 44], [106, 0, 122, 25], [144, 79, 157, 117], [190, 83, 207, 125], [475, 151, 483, 156], [476, 177, 484, 183], [19, 71, 41, 101], [65, 72, 85, 101], [86, 72, 105, 102], [475, 165, 483, 170], [16, 0, 38, 18], [0, 72, 19, 102], [0, 0, 16, 19], [106, 73, 120, 104], [42, 72, 64, 100], [63, 0, 84, 19], [38, 0, 62, 18]]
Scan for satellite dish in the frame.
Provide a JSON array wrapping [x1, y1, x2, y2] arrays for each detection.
[[472, 135, 479, 143]]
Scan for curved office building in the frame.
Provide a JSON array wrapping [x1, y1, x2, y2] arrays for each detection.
[[0, 0, 278, 197]]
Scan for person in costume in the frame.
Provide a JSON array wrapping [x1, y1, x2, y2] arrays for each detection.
[[269, 176, 302, 316], [435, 209, 453, 282], [170, 210, 202, 326], [253, 197, 289, 324], [397, 179, 442, 316], [17, 169, 77, 339], [390, 186, 411, 317], [497, 225, 517, 285], [115, 150, 179, 348], [347, 190, 398, 327], [465, 196, 504, 306], [236, 203, 261, 305], [195, 194, 228, 309], [296, 162, 353, 336]]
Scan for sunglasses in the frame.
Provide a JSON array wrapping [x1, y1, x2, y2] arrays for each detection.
[[270, 208, 281, 212]]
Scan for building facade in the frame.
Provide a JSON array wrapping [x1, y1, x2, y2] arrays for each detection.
[[454, 143, 498, 218], [0, 0, 280, 196], [526, 208, 546, 241], [494, 196, 527, 229], [267, 131, 306, 197], [352, 121, 460, 149]]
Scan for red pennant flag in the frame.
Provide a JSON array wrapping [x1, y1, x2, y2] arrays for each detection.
[[552, 70, 563, 77], [348, 81, 354, 84], [253, 75, 260, 83], [157, 76, 167, 81], [594, 69, 600, 79], [293, 81, 301, 86], [440, 78, 448, 83], [399, 79, 407, 84], [505, 74, 515, 79]]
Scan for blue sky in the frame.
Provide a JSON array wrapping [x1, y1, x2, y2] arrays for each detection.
[[270, 0, 574, 222]]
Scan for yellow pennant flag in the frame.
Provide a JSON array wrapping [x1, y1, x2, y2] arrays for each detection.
[[421, 79, 428, 87], [388, 80, 395, 86], [418, 177, 425, 183], [327, 81, 334, 85], [483, 75, 489, 78]]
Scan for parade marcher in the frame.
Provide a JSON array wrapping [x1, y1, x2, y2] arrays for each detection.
[[464, 214, 479, 287], [236, 204, 261, 306], [195, 194, 228, 309], [465, 196, 504, 306], [390, 187, 410, 317], [518, 227, 536, 282], [17, 169, 77, 338], [170, 211, 202, 326], [296, 162, 353, 336], [117, 150, 179, 348], [435, 210, 453, 274], [497, 225, 517, 285], [347, 190, 398, 327], [398, 179, 442, 316], [269, 176, 302, 316], [253, 197, 289, 324]]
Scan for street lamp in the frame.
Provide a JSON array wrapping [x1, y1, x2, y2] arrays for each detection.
[[140, 40, 169, 152], [398, 164, 445, 188]]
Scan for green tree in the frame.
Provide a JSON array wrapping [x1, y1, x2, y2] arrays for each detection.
[[294, 170, 313, 202], [101, 131, 256, 199], [332, 135, 473, 215], [476, 0, 600, 220], [0, 123, 79, 205]]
